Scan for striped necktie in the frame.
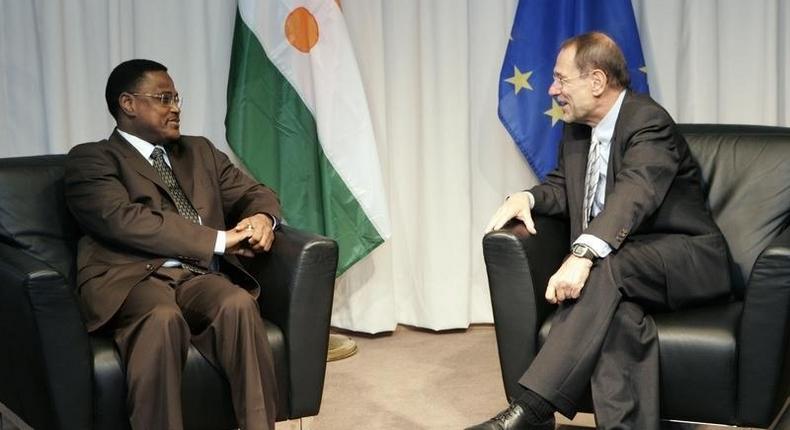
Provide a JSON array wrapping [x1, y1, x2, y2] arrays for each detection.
[[582, 135, 600, 230]]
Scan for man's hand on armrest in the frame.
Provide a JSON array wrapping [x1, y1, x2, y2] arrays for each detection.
[[486, 191, 537, 234]]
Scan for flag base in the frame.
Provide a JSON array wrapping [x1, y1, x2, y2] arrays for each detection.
[[327, 334, 358, 361]]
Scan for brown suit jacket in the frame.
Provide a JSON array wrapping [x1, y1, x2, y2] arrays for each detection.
[[65, 130, 281, 331], [529, 92, 731, 308]]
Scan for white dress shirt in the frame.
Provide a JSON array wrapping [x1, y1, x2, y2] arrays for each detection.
[[117, 129, 226, 260]]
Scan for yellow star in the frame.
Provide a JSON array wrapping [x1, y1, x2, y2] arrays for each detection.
[[505, 66, 533, 94], [544, 99, 564, 127]]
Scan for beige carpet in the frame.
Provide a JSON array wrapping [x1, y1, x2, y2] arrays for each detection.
[[292, 325, 511, 430], [286, 325, 597, 429]]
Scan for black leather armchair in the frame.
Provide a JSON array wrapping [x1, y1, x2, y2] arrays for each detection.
[[0, 154, 339, 430], [483, 124, 790, 427]]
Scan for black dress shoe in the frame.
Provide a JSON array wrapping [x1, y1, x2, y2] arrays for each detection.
[[465, 403, 555, 430]]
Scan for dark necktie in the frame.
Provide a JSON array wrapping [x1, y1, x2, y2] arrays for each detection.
[[150, 147, 208, 274], [151, 147, 200, 223]]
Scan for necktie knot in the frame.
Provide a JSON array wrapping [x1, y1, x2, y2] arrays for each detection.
[[151, 147, 165, 161], [590, 134, 600, 152]]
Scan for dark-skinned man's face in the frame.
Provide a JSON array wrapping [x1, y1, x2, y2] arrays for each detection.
[[119, 71, 181, 144]]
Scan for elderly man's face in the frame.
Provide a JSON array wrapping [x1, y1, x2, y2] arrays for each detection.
[[548, 46, 596, 125], [125, 71, 181, 144]]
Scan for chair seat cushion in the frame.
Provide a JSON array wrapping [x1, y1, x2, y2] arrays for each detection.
[[538, 301, 741, 422], [91, 319, 286, 430]]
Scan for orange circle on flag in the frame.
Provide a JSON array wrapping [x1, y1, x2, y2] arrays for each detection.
[[284, 7, 319, 53]]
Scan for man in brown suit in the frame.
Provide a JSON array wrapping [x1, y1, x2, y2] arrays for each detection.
[[470, 33, 730, 429], [65, 59, 279, 430]]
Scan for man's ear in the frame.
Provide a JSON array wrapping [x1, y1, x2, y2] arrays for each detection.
[[118, 93, 137, 118], [590, 69, 607, 96]]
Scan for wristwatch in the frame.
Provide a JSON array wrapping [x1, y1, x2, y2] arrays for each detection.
[[571, 243, 597, 261]]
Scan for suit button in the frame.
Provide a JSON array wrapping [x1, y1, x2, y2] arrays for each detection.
[[145, 264, 153, 270]]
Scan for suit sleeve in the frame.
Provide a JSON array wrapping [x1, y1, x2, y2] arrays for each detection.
[[65, 143, 217, 265], [586, 111, 681, 250], [207, 141, 282, 224], [529, 132, 570, 218]]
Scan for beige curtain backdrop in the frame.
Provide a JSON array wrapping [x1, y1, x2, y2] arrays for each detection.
[[1, 0, 788, 333]]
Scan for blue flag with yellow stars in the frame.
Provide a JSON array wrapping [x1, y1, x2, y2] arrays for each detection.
[[498, 0, 649, 180]]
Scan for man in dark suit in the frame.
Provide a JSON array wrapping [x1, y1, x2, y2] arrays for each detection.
[[65, 59, 280, 430], [469, 33, 730, 429]]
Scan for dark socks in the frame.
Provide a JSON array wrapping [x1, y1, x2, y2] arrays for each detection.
[[514, 389, 555, 424]]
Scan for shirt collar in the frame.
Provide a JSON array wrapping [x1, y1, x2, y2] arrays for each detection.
[[592, 90, 626, 144], [116, 128, 162, 161]]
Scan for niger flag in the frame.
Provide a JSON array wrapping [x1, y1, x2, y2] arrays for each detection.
[[226, 0, 390, 274]]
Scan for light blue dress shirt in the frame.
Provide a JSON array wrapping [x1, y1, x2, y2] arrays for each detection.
[[522, 91, 626, 258], [573, 90, 627, 258]]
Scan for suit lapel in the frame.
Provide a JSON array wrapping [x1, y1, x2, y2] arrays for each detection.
[[112, 132, 198, 212], [565, 125, 592, 237], [605, 134, 617, 195], [167, 139, 211, 225], [567, 127, 592, 210], [166, 141, 196, 204], [110, 131, 169, 192]]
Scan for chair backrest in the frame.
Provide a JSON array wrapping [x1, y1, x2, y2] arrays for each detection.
[[0, 155, 81, 285], [3, 127, 789, 295], [679, 124, 790, 295]]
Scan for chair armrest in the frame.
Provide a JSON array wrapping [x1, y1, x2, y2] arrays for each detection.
[[738, 224, 790, 427], [482, 215, 568, 401], [0, 242, 92, 430], [243, 225, 338, 419]]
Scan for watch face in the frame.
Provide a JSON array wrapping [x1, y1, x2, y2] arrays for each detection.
[[572, 244, 593, 259]]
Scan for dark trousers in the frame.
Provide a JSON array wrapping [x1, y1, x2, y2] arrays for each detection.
[[110, 266, 277, 430], [520, 238, 674, 430]]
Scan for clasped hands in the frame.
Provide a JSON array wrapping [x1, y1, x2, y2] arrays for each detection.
[[225, 213, 275, 257], [485, 192, 592, 304]]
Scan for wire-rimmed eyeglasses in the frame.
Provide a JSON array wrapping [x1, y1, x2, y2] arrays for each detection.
[[129, 92, 183, 109], [552, 72, 590, 89]]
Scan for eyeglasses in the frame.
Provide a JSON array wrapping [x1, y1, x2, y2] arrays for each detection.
[[552, 72, 590, 89], [129, 92, 183, 109]]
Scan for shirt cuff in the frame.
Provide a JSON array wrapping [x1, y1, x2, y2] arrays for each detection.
[[214, 230, 226, 255], [263, 213, 280, 231], [525, 192, 535, 209], [507, 191, 535, 209], [573, 234, 613, 258]]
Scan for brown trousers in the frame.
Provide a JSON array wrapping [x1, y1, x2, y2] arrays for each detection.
[[110, 266, 277, 430]]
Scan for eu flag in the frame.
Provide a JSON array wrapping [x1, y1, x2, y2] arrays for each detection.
[[498, 0, 649, 180]]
